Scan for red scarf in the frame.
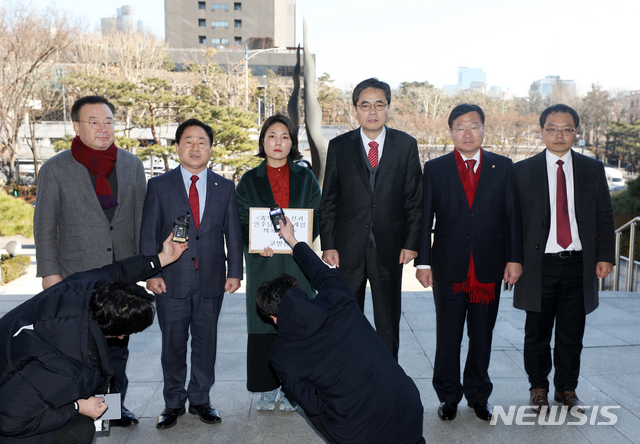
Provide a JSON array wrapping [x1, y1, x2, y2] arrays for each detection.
[[71, 136, 119, 210], [452, 148, 495, 304]]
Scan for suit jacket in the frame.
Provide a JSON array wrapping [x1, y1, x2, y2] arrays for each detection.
[[236, 159, 321, 334], [139, 167, 243, 298], [513, 149, 615, 314], [270, 242, 424, 444], [416, 150, 523, 283], [34, 149, 146, 279], [320, 127, 423, 271], [0, 254, 161, 444]]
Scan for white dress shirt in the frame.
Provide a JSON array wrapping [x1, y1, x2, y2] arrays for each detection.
[[180, 166, 208, 218], [545, 150, 582, 253], [360, 126, 387, 164]]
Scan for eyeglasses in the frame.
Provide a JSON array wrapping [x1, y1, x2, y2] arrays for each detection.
[[452, 125, 483, 133], [181, 138, 210, 149], [544, 128, 576, 137], [357, 102, 388, 112], [77, 120, 114, 129]]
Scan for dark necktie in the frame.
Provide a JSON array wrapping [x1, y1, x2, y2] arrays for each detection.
[[465, 159, 477, 185], [556, 160, 572, 249], [189, 175, 200, 230], [368, 141, 379, 168]]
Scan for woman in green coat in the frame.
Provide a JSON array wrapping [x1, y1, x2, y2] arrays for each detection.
[[235, 114, 321, 411]]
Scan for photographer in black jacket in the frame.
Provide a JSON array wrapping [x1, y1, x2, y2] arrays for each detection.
[[0, 234, 187, 444]]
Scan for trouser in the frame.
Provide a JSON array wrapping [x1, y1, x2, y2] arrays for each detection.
[[338, 239, 403, 359], [157, 276, 224, 408], [524, 253, 585, 392], [432, 280, 501, 404]]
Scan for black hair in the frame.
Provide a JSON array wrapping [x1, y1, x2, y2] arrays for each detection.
[[71, 96, 116, 122], [257, 114, 302, 161], [255, 273, 300, 320], [175, 119, 214, 146], [539, 104, 580, 128], [448, 104, 485, 129], [91, 282, 156, 336], [352, 78, 392, 107]]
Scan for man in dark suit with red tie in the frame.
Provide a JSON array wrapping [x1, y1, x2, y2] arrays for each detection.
[[415, 104, 523, 421], [514, 104, 615, 414], [320, 78, 423, 360], [140, 119, 243, 429]]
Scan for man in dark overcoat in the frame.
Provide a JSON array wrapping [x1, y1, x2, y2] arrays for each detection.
[[257, 218, 425, 444]]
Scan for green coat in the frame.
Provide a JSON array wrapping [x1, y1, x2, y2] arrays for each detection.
[[236, 159, 321, 334]]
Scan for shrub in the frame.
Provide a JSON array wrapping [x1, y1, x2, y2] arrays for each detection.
[[0, 193, 34, 237], [1, 254, 31, 284]]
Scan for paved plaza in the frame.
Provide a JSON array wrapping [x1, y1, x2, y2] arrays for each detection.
[[2, 236, 640, 443]]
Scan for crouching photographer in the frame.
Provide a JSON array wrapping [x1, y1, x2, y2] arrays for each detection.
[[0, 234, 187, 444]]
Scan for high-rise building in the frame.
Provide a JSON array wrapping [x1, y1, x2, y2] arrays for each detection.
[[534, 75, 576, 98], [165, 0, 296, 50], [443, 67, 492, 96], [164, 0, 305, 81], [101, 5, 146, 35]]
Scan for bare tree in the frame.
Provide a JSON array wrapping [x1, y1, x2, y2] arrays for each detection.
[[0, 1, 78, 184]]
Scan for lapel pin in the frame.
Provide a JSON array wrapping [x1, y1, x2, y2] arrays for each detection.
[[492, 165, 495, 168]]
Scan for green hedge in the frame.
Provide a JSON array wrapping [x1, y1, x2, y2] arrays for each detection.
[[1, 254, 31, 284], [0, 193, 34, 237], [611, 176, 640, 262]]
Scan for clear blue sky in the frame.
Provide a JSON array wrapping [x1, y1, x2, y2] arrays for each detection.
[[28, 0, 640, 97]]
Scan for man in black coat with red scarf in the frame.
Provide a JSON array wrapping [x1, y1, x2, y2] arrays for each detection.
[[415, 104, 523, 421]]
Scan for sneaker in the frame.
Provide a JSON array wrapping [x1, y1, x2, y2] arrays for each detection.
[[279, 389, 298, 412], [256, 389, 279, 411]]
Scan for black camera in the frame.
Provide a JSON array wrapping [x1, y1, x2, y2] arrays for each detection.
[[172, 213, 190, 243], [269, 206, 286, 232]]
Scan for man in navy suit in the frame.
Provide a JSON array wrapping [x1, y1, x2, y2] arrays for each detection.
[[514, 104, 615, 414], [415, 104, 523, 421], [320, 78, 423, 360], [139, 119, 243, 429]]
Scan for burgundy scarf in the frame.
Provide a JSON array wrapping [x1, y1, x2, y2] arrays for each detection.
[[453, 148, 495, 304], [71, 136, 119, 210]]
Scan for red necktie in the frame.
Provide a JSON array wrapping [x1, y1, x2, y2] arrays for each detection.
[[556, 160, 572, 249], [189, 175, 200, 230], [368, 141, 379, 168], [465, 159, 476, 181]]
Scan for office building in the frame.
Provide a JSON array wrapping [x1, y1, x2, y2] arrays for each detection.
[[101, 5, 146, 35], [534, 75, 577, 99], [165, 0, 296, 49]]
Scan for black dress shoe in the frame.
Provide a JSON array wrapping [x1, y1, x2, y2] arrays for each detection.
[[110, 406, 139, 427], [437, 402, 457, 421], [189, 403, 222, 424], [467, 402, 493, 421], [156, 407, 186, 429]]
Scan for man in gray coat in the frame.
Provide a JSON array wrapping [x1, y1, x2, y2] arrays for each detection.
[[33, 95, 147, 426], [514, 104, 615, 414]]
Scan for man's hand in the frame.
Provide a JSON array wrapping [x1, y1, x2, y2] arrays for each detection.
[[42, 274, 62, 290], [322, 249, 340, 267], [158, 233, 189, 267], [416, 269, 433, 288], [225, 278, 241, 294], [147, 277, 167, 294], [77, 396, 108, 420], [259, 247, 274, 257], [399, 249, 418, 265], [596, 261, 613, 279], [277, 216, 298, 248], [503, 262, 522, 285]]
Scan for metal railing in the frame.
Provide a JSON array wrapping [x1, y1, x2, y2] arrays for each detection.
[[611, 216, 640, 291]]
